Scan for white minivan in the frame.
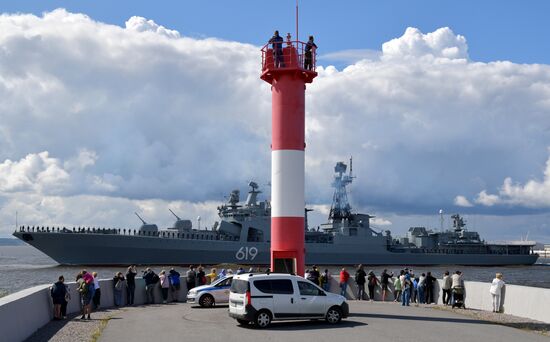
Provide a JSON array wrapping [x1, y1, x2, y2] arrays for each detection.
[[228, 273, 349, 328]]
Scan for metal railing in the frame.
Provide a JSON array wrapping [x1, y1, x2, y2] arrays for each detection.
[[261, 40, 316, 72]]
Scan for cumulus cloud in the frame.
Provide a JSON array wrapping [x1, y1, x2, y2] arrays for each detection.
[[371, 217, 392, 226], [0, 150, 118, 195], [125, 16, 180, 38], [0, 192, 220, 231], [475, 191, 501, 206], [454, 195, 473, 207], [471, 150, 550, 208], [382, 27, 468, 60], [1, 9, 549, 242]]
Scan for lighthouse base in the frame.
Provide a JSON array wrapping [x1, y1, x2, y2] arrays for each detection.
[[272, 255, 297, 274]]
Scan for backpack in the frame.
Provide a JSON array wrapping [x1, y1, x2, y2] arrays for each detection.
[[78, 280, 88, 295], [152, 274, 160, 284], [115, 279, 123, 291]]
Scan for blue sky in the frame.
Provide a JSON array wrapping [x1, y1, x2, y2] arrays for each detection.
[[0, 2, 549, 242], [1, 0, 550, 64]]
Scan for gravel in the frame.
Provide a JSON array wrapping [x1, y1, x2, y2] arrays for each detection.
[[430, 304, 550, 337], [26, 308, 120, 342]]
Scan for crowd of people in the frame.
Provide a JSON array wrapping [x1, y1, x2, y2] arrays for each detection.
[[50, 264, 507, 320], [49, 264, 260, 320]]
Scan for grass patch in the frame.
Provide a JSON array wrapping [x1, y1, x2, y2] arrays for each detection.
[[90, 315, 112, 342]]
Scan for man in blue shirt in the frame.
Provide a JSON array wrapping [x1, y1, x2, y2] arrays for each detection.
[[269, 30, 284, 67]]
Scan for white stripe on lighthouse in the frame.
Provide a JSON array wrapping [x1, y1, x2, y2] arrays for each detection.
[[271, 149, 305, 218]]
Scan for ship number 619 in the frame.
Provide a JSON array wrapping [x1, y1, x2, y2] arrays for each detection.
[[236, 247, 258, 261]]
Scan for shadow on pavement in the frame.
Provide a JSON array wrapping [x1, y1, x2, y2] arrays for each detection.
[[26, 313, 76, 341], [351, 312, 492, 325], [241, 320, 367, 331], [190, 304, 229, 309]]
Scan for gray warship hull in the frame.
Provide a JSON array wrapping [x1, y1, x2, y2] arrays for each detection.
[[13, 231, 538, 266]]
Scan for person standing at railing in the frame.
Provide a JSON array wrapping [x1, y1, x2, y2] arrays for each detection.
[[126, 265, 137, 305], [304, 35, 317, 70], [169, 267, 181, 302], [269, 30, 284, 68], [50, 275, 67, 320], [490, 273, 505, 312], [92, 272, 101, 309]]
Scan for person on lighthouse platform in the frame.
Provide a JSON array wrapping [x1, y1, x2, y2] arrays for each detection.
[[269, 30, 284, 67], [304, 35, 317, 70]]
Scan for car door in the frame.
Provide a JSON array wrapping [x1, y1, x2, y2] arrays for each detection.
[[297, 280, 327, 317], [269, 279, 300, 318], [213, 277, 232, 303]]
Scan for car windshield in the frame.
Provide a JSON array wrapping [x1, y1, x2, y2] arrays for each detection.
[[211, 276, 232, 287], [215, 277, 233, 287]]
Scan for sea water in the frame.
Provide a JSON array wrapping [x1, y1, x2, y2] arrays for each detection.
[[0, 245, 548, 298]]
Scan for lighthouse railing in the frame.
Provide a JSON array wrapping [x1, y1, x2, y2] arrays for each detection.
[[261, 40, 316, 72]]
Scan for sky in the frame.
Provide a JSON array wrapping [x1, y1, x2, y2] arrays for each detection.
[[0, 1, 549, 242]]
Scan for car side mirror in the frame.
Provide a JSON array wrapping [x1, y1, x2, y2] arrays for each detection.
[[319, 291, 327, 296]]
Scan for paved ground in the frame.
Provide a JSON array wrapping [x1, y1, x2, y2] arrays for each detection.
[[97, 302, 550, 342], [26, 308, 117, 342]]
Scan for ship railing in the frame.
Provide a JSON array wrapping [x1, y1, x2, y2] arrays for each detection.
[[261, 40, 316, 73], [18, 225, 232, 241]]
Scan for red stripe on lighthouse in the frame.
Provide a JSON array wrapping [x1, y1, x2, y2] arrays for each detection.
[[271, 74, 305, 151]]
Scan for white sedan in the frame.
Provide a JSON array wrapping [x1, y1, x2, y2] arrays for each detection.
[[187, 275, 233, 307]]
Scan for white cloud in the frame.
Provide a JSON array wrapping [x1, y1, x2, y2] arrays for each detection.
[[475, 191, 501, 207], [0, 9, 549, 242], [125, 16, 180, 38], [382, 27, 468, 60], [454, 195, 473, 207], [0, 150, 117, 195], [371, 217, 392, 226], [473, 150, 550, 208], [0, 192, 219, 231]]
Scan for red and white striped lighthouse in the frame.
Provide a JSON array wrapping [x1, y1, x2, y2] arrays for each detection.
[[261, 35, 317, 276]]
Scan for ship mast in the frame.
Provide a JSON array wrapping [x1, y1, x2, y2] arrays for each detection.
[[328, 158, 355, 221]]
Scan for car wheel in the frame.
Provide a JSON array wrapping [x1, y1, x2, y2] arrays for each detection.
[[236, 319, 249, 326], [254, 310, 272, 328], [199, 294, 214, 308], [325, 306, 342, 324]]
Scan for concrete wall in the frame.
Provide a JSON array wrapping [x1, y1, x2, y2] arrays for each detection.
[[328, 277, 550, 324], [2, 276, 549, 342], [0, 278, 188, 342]]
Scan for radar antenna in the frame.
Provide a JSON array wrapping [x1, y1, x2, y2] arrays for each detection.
[[134, 212, 147, 225], [169, 209, 181, 221], [329, 160, 355, 221]]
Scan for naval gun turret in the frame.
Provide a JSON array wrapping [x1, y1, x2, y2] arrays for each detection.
[[135, 212, 158, 233], [168, 209, 192, 232]]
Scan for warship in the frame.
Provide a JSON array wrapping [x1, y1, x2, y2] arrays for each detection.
[[13, 160, 538, 266]]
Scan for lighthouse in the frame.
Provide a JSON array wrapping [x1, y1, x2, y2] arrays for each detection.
[[261, 33, 317, 276]]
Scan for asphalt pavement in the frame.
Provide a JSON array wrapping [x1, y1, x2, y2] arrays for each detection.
[[99, 301, 549, 342]]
